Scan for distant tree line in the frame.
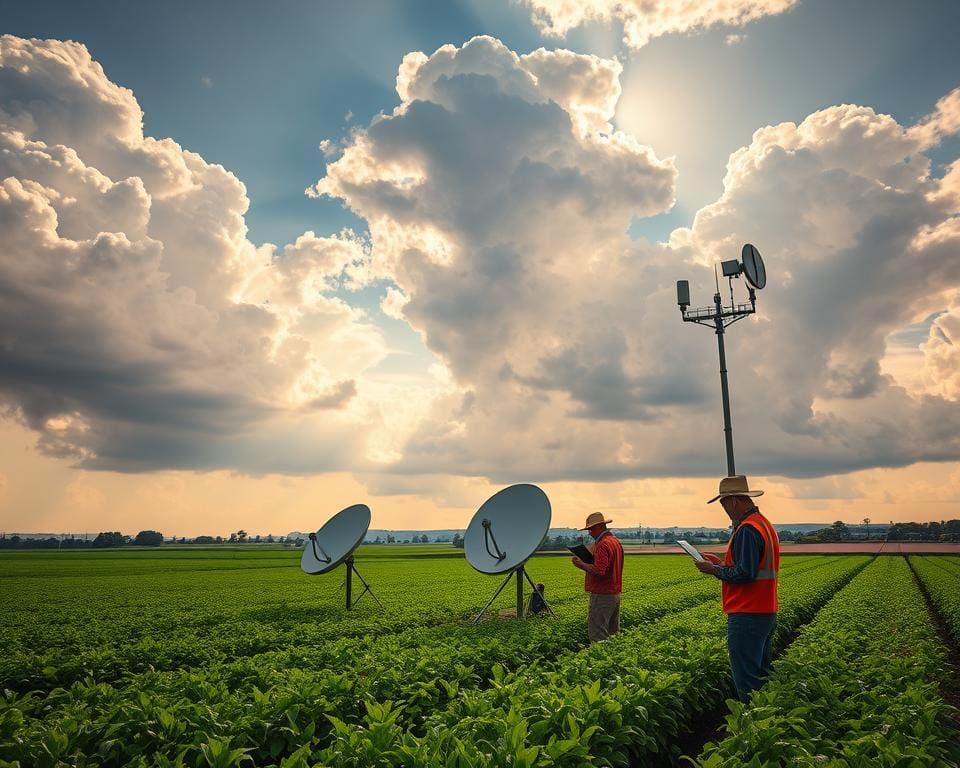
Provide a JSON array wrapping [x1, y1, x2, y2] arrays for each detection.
[[789, 519, 960, 543], [0, 530, 164, 549], [885, 520, 960, 542], [5, 520, 957, 550], [366, 534, 436, 544], [0, 530, 289, 549], [655, 530, 730, 545]]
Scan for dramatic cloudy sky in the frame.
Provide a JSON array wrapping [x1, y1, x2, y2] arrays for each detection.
[[1, 0, 959, 535]]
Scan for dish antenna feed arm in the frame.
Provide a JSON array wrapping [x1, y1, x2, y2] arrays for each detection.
[[308, 532, 332, 564], [482, 518, 507, 563]]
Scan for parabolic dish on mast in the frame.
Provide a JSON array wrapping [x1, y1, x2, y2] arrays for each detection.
[[464, 483, 555, 622], [741, 243, 766, 290]]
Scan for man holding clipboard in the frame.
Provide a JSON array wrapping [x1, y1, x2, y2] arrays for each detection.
[[570, 512, 624, 642]]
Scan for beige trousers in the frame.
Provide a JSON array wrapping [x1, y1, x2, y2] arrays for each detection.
[[587, 592, 621, 642]]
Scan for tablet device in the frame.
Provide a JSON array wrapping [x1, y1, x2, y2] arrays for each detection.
[[676, 539, 705, 562]]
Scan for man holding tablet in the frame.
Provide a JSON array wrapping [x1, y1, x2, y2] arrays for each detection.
[[571, 512, 624, 642], [693, 475, 780, 703]]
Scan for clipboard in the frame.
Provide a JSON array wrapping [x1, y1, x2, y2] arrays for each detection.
[[676, 539, 705, 562], [567, 543, 594, 564]]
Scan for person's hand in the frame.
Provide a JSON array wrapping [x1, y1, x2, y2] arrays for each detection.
[[702, 552, 722, 564], [695, 559, 717, 575], [572, 556, 584, 569]]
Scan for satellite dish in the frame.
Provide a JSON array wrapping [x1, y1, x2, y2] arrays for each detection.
[[465, 484, 551, 574], [301, 503, 370, 575], [741, 243, 766, 290]]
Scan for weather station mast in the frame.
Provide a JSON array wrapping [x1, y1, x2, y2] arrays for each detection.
[[676, 244, 767, 476]]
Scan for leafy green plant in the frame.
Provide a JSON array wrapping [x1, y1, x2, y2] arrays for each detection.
[[0, 549, 895, 767]]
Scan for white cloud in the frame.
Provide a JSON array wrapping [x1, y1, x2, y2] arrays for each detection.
[[517, 0, 797, 50], [0, 35, 404, 473], [380, 286, 409, 320], [725, 34, 747, 46], [919, 295, 960, 401], [314, 36, 960, 482], [907, 86, 960, 148]]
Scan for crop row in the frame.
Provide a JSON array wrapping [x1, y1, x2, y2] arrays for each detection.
[[0, 556, 854, 767], [909, 555, 960, 647], [696, 556, 959, 767]]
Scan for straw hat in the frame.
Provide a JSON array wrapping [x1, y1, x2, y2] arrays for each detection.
[[707, 475, 764, 504], [580, 512, 613, 530]]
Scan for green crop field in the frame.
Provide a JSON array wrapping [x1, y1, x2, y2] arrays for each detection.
[[1, 549, 958, 767]]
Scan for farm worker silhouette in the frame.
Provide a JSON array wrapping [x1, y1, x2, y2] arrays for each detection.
[[571, 512, 624, 642], [694, 475, 780, 702]]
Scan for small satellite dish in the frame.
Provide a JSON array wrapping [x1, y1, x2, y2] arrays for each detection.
[[301, 503, 370, 575], [300, 503, 383, 610], [741, 243, 766, 290], [465, 484, 551, 574], [465, 484, 555, 623]]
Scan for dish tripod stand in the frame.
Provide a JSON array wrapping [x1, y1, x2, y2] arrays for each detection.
[[309, 532, 384, 610]]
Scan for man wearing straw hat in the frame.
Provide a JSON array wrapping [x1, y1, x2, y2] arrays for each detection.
[[572, 512, 624, 642], [694, 475, 780, 703]]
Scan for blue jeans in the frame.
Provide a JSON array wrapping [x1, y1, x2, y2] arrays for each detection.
[[726, 612, 777, 702]]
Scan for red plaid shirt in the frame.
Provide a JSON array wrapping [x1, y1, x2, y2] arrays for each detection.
[[585, 531, 623, 594]]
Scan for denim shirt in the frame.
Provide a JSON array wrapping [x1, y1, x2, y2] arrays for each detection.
[[713, 512, 764, 584]]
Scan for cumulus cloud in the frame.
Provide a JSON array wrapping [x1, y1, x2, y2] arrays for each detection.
[[312, 37, 677, 380], [313, 36, 960, 482], [517, 0, 797, 50], [919, 296, 960, 400], [0, 35, 399, 473], [5, 32, 960, 491]]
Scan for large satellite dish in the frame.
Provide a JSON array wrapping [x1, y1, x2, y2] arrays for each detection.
[[741, 243, 766, 290], [465, 484, 550, 574], [301, 504, 382, 610], [464, 484, 555, 622]]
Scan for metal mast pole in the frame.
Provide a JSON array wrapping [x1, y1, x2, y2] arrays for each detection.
[[713, 290, 736, 476]]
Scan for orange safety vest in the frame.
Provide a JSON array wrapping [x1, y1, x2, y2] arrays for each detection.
[[721, 511, 780, 614]]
